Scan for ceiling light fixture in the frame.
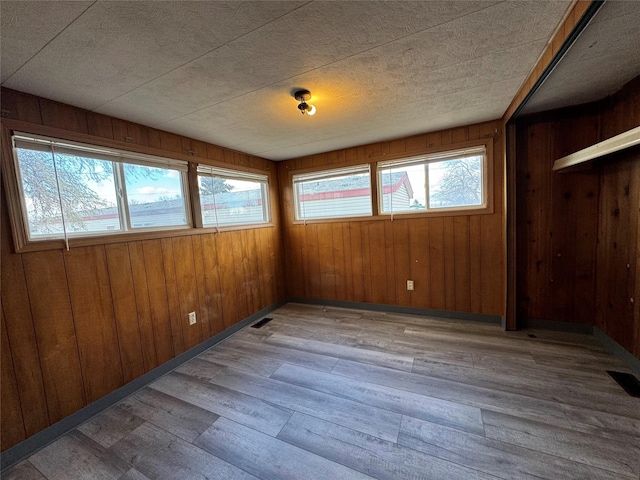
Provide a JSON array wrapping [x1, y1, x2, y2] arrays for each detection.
[[294, 89, 316, 116]]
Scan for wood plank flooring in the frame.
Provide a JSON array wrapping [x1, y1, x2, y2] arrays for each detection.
[[5, 303, 639, 480]]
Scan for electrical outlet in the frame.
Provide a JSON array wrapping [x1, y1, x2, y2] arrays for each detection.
[[188, 311, 197, 325], [407, 280, 414, 291]]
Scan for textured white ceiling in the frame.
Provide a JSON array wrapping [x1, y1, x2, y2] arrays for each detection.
[[2, 1, 571, 160], [522, 1, 640, 115]]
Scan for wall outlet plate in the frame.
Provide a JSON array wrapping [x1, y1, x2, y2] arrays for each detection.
[[188, 311, 196, 325], [407, 280, 414, 291]]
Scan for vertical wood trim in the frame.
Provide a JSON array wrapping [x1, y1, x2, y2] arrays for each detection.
[[189, 163, 203, 228], [506, 122, 517, 330]]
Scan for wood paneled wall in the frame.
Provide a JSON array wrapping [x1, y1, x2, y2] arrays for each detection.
[[515, 107, 601, 325], [595, 79, 640, 357], [0, 89, 286, 452], [277, 121, 505, 317], [516, 77, 640, 358]]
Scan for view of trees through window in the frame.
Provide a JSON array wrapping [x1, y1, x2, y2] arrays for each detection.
[[379, 150, 485, 215], [17, 149, 120, 236], [428, 155, 483, 208], [15, 141, 189, 239]]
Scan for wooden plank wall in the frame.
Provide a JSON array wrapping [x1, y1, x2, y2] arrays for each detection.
[[0, 89, 286, 452], [595, 78, 640, 357], [277, 121, 505, 317], [515, 76, 640, 358], [515, 107, 601, 325]]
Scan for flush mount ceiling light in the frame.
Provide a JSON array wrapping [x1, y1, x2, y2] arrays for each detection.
[[294, 89, 316, 116]]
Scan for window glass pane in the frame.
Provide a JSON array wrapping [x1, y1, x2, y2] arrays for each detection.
[[379, 164, 426, 214], [428, 155, 483, 209], [16, 148, 64, 237], [295, 170, 372, 220], [16, 147, 121, 238], [56, 153, 120, 234], [124, 164, 188, 228], [198, 176, 218, 227], [199, 176, 268, 227]]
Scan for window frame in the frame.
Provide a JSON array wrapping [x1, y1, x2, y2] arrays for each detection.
[[291, 164, 375, 223], [286, 138, 493, 225], [196, 164, 271, 230], [376, 143, 491, 218], [1, 122, 275, 253], [11, 131, 192, 243]]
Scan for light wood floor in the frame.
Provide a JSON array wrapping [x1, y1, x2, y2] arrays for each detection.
[[5, 303, 640, 480]]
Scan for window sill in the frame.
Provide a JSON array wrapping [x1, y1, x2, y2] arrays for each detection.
[[291, 206, 494, 225], [9, 223, 276, 254]]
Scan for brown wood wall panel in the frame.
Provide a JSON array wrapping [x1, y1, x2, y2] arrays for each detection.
[[0, 209, 50, 435], [1, 307, 26, 450], [516, 111, 600, 325], [140, 239, 175, 365], [199, 233, 224, 336], [65, 246, 124, 403], [160, 238, 187, 355], [428, 218, 446, 310], [21, 250, 87, 423], [409, 219, 430, 308], [171, 236, 204, 350], [277, 120, 504, 316], [104, 243, 147, 383], [0, 88, 283, 452], [127, 242, 160, 371], [215, 232, 239, 329], [191, 236, 213, 339], [596, 154, 639, 355]]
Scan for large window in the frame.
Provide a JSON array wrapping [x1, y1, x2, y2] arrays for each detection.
[[197, 165, 269, 228], [292, 164, 373, 221], [12, 133, 190, 243], [378, 146, 487, 215]]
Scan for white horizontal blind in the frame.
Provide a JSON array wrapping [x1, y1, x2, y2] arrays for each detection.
[[13, 133, 188, 171], [196, 165, 269, 228], [377, 146, 486, 169], [197, 165, 268, 182], [293, 164, 372, 221]]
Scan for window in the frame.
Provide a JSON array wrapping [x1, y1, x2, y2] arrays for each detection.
[[197, 165, 269, 228], [12, 133, 190, 243], [378, 146, 487, 215], [292, 164, 373, 221]]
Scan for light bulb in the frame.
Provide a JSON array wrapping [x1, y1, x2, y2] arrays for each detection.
[[306, 104, 316, 116]]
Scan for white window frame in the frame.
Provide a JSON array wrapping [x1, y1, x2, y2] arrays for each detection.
[[12, 132, 191, 245], [292, 164, 373, 222], [196, 164, 270, 229], [377, 145, 488, 217]]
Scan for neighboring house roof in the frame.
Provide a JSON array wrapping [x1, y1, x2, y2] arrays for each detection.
[[299, 171, 413, 201], [42, 171, 412, 224], [77, 190, 263, 222]]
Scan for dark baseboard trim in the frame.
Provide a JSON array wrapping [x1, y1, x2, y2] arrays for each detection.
[[520, 317, 595, 335], [286, 297, 503, 325], [0, 299, 286, 473], [594, 327, 640, 378]]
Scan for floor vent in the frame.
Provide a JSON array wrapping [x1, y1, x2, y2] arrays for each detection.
[[251, 318, 273, 329], [606, 371, 640, 397]]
